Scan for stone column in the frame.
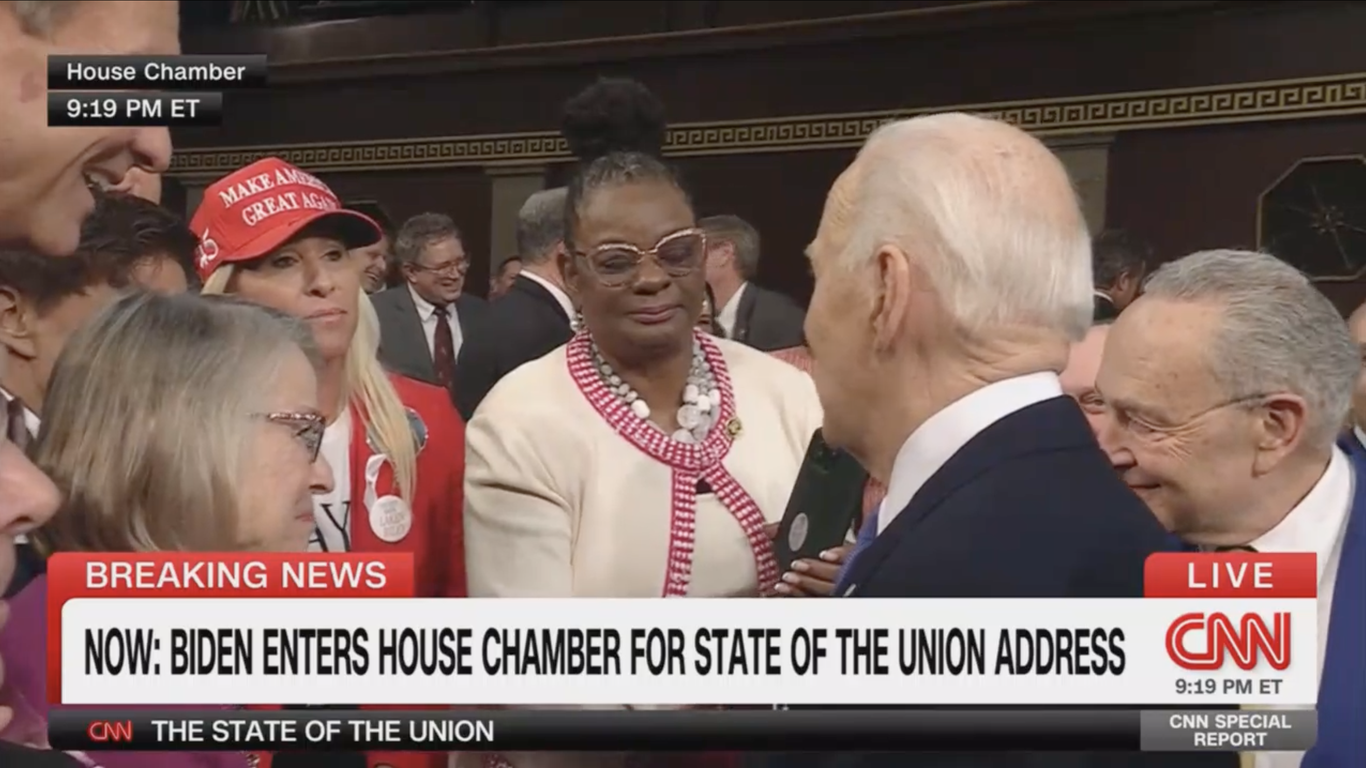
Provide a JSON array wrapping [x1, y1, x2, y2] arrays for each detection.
[[485, 166, 546, 274], [1047, 134, 1115, 233]]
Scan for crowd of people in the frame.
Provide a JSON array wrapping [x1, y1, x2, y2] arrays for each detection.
[[0, 4, 1361, 768]]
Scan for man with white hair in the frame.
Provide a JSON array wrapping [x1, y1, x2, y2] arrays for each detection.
[[0, 1, 177, 256], [806, 112, 1177, 601], [1097, 250, 1363, 768], [760, 114, 1225, 768]]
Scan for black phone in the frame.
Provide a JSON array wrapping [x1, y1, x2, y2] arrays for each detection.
[[772, 429, 868, 568]]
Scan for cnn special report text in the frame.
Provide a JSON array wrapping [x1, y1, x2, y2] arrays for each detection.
[[46, 551, 1320, 752], [45, 54, 267, 127]]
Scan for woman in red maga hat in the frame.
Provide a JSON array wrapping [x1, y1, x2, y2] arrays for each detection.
[[190, 157, 466, 768]]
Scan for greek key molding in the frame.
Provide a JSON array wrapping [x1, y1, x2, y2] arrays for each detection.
[[169, 72, 1366, 178]]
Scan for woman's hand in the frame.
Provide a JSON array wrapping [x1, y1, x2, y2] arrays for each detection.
[[762, 523, 851, 597]]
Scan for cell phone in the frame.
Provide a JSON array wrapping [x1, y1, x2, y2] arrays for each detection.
[[772, 429, 868, 568]]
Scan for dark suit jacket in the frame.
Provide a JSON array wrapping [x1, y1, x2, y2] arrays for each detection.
[[1093, 293, 1119, 322], [751, 396, 1233, 768], [2, 540, 45, 597], [453, 273, 575, 420], [372, 286, 488, 393], [0, 745, 85, 768], [730, 283, 806, 351]]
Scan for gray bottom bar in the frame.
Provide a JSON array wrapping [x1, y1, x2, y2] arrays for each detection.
[[1140, 709, 1316, 752]]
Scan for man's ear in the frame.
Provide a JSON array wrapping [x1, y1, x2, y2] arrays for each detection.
[[0, 286, 38, 359], [714, 241, 736, 268]]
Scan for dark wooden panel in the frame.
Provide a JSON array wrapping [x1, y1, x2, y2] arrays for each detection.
[[180, 2, 1363, 149], [678, 149, 853, 305], [1106, 116, 1366, 315]]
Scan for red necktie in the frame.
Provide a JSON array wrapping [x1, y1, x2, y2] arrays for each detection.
[[6, 396, 32, 452], [431, 305, 456, 389]]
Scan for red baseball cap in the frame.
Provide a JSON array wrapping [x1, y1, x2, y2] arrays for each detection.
[[189, 157, 381, 280]]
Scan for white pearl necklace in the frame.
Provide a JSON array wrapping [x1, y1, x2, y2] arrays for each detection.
[[591, 338, 721, 444]]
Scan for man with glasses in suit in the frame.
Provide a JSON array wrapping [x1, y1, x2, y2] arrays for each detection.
[[374, 213, 489, 400]]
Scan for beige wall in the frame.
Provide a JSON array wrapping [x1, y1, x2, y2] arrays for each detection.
[[486, 168, 546, 273], [1049, 134, 1114, 234]]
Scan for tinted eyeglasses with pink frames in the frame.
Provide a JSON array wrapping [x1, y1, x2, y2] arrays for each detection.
[[573, 227, 706, 288]]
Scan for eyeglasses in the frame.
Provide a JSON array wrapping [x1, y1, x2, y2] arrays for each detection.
[[256, 411, 325, 462], [1104, 392, 1271, 442], [573, 228, 706, 288], [410, 259, 469, 277]]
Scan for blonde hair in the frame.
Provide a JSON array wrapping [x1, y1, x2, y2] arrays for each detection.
[[202, 265, 417, 501], [34, 292, 320, 552]]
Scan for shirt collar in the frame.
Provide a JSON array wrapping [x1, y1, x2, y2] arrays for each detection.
[[717, 281, 748, 335], [1250, 446, 1353, 584], [880, 372, 1064, 533], [408, 284, 450, 322], [519, 270, 576, 322], [0, 385, 40, 435]]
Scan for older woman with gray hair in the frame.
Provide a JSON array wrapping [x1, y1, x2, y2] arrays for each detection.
[[0, 291, 333, 768]]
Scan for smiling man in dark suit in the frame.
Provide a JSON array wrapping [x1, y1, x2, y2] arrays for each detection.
[[372, 213, 488, 399], [701, 214, 805, 350], [453, 188, 577, 420], [765, 112, 1223, 768]]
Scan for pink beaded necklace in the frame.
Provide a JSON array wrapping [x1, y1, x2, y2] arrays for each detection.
[[566, 330, 779, 597]]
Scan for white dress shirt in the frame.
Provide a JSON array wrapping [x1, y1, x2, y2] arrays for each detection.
[[716, 281, 749, 339], [878, 372, 1064, 534], [308, 410, 353, 553], [408, 284, 464, 361], [0, 385, 40, 437], [519, 270, 576, 327], [1249, 446, 1352, 768]]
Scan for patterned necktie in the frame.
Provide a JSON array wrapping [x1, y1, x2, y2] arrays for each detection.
[[431, 304, 456, 389], [833, 512, 879, 596], [6, 396, 32, 452]]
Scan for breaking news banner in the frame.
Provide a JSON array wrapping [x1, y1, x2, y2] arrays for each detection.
[[46, 708, 1318, 752], [47, 55, 269, 91], [45, 551, 1318, 710], [46, 92, 223, 128]]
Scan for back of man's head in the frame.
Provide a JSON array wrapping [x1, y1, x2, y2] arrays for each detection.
[[0, 192, 197, 312], [698, 215, 760, 281], [850, 112, 1093, 341], [1092, 229, 1152, 291], [515, 188, 567, 264]]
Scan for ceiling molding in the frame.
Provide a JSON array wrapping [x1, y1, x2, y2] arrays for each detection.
[[169, 71, 1366, 179]]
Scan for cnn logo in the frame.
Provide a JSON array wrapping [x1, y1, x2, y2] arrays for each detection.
[[1165, 612, 1291, 671], [87, 720, 134, 743]]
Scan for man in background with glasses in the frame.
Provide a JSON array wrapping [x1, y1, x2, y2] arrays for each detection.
[[373, 212, 489, 400]]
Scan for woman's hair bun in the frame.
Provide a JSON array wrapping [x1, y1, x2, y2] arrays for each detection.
[[561, 77, 667, 163]]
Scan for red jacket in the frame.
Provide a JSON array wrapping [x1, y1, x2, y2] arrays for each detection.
[[250, 374, 466, 768]]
